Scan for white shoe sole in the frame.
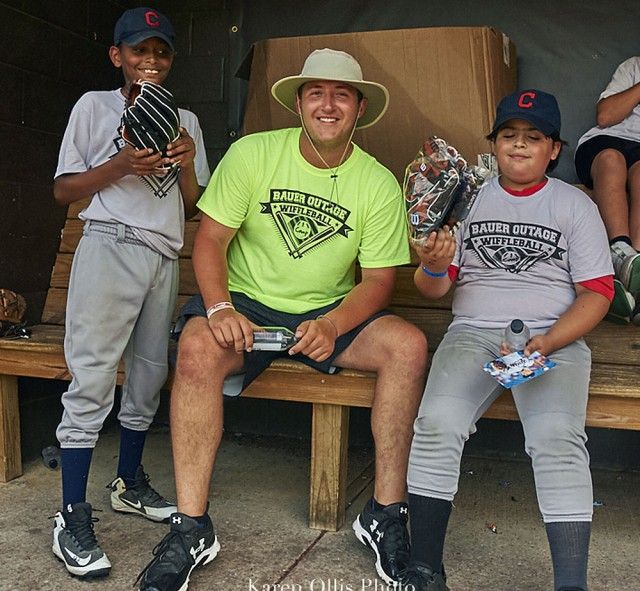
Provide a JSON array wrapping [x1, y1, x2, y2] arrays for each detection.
[[52, 536, 112, 578], [352, 516, 396, 586], [111, 492, 176, 522]]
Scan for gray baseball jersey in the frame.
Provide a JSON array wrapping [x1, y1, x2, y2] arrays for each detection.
[[55, 89, 210, 258], [451, 176, 613, 329]]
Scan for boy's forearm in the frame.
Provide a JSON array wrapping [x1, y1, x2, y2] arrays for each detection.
[[542, 290, 610, 354], [413, 266, 452, 300], [53, 158, 127, 205], [596, 83, 640, 128]]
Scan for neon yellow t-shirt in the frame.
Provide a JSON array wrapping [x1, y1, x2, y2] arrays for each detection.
[[197, 128, 410, 313]]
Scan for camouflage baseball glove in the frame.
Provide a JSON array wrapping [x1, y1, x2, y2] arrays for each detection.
[[120, 80, 181, 166], [0, 288, 30, 339], [404, 136, 492, 244], [0, 288, 26, 324]]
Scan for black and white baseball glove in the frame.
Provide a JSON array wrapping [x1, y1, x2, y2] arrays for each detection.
[[120, 80, 181, 163]]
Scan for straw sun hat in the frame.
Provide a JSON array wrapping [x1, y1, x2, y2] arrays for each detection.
[[271, 48, 389, 129]]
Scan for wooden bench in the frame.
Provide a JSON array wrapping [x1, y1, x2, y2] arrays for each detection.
[[2, 197, 640, 532]]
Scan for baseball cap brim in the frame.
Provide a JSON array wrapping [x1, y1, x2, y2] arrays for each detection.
[[491, 112, 557, 137], [118, 31, 174, 51], [271, 76, 389, 130]]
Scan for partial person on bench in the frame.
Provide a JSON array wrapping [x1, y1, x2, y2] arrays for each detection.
[[575, 55, 640, 323]]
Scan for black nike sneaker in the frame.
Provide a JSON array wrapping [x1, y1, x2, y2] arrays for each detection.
[[52, 502, 112, 578], [352, 498, 410, 585], [109, 465, 176, 522], [136, 512, 220, 591]]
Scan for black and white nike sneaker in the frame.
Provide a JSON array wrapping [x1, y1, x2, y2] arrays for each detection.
[[136, 512, 220, 591], [52, 502, 112, 578], [352, 498, 410, 585], [109, 465, 176, 522]]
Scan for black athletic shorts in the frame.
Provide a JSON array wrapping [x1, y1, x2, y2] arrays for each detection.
[[173, 291, 390, 392], [575, 134, 640, 188]]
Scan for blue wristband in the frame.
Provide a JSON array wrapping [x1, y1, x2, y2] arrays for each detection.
[[421, 265, 448, 278]]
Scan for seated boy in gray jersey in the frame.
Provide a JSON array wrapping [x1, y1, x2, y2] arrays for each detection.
[[575, 56, 640, 323], [401, 90, 613, 591], [50, 6, 210, 580]]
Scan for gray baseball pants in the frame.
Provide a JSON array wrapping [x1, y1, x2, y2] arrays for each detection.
[[56, 222, 178, 448], [408, 325, 593, 522]]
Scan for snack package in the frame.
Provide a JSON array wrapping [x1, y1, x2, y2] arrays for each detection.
[[483, 350, 556, 389]]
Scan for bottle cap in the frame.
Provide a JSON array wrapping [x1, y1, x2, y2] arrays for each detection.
[[510, 319, 524, 334]]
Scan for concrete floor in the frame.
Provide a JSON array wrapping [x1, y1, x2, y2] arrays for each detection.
[[0, 426, 638, 591]]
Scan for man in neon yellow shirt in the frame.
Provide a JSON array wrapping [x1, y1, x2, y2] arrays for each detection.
[[137, 48, 428, 591]]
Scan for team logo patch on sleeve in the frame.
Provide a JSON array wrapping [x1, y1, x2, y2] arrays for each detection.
[[465, 220, 565, 273], [261, 189, 353, 259]]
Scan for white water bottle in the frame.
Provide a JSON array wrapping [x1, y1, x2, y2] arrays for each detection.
[[503, 319, 530, 353]]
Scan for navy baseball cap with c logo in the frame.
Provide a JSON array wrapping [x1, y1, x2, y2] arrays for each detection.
[[490, 89, 561, 137], [114, 7, 175, 50]]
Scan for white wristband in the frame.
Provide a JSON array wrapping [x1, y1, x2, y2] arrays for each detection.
[[206, 301, 235, 319]]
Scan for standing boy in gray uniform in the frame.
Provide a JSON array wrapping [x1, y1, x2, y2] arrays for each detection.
[[402, 90, 613, 591], [51, 7, 210, 579]]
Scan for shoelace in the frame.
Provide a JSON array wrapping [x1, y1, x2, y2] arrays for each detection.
[[49, 508, 103, 551], [69, 515, 100, 550], [134, 529, 192, 585], [377, 514, 410, 561], [132, 472, 167, 505]]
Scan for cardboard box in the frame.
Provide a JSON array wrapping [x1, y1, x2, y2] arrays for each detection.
[[241, 27, 517, 183]]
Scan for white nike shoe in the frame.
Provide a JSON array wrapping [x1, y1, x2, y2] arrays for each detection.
[[109, 465, 176, 522], [52, 502, 111, 578]]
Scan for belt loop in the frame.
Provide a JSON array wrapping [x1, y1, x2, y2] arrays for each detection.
[[116, 223, 126, 242]]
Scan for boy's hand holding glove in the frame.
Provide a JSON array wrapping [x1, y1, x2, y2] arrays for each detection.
[[120, 80, 181, 169]]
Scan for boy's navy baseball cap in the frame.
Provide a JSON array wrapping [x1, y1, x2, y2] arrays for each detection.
[[491, 89, 561, 137], [114, 7, 175, 50]]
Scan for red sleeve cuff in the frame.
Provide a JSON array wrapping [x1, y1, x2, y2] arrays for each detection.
[[448, 265, 459, 282], [578, 275, 614, 301]]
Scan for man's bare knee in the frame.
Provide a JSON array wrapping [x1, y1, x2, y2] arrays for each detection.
[[175, 319, 239, 382], [367, 317, 428, 374]]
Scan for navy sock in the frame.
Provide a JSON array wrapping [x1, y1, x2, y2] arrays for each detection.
[[117, 426, 147, 484], [545, 521, 590, 591], [195, 515, 210, 527], [408, 493, 452, 573], [610, 235, 632, 247], [61, 447, 93, 509]]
